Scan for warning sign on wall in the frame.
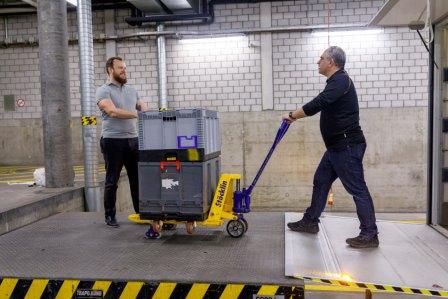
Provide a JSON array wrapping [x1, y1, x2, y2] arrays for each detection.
[[16, 98, 25, 107]]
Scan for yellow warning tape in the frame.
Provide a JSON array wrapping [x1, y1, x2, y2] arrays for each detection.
[[0, 278, 304, 299], [299, 276, 448, 297], [81, 116, 97, 126]]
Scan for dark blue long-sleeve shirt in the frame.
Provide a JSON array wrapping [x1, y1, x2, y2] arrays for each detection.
[[302, 69, 366, 150]]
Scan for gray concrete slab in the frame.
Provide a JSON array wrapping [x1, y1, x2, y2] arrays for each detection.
[[0, 212, 301, 287], [0, 183, 82, 213], [0, 183, 84, 235], [0, 169, 135, 235], [285, 213, 448, 296]]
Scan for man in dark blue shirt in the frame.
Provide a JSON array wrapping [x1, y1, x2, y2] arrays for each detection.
[[283, 46, 379, 248]]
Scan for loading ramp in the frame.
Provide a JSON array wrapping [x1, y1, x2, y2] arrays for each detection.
[[286, 213, 448, 298]]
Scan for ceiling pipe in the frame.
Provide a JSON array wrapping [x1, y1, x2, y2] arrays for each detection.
[[0, 23, 375, 46], [126, 0, 213, 26], [21, 0, 37, 7]]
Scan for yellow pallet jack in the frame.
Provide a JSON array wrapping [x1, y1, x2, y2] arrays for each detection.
[[129, 120, 290, 238], [128, 173, 248, 238]]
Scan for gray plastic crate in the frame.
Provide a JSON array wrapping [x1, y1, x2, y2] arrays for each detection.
[[138, 157, 221, 221], [138, 109, 220, 156]]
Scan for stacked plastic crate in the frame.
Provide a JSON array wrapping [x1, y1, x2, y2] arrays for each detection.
[[137, 109, 221, 221]]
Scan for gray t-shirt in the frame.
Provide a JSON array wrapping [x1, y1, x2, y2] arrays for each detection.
[[96, 82, 139, 138]]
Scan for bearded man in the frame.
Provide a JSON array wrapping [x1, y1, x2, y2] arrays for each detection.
[[96, 57, 148, 227]]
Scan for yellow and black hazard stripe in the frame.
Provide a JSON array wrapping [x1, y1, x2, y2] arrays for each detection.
[[301, 276, 448, 297], [81, 116, 97, 126], [0, 277, 304, 299]]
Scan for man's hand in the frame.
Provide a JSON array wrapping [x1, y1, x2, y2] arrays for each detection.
[[282, 108, 307, 124], [98, 98, 137, 119], [136, 99, 149, 112], [282, 113, 296, 124]]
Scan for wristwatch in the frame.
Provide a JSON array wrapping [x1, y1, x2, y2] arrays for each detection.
[[289, 111, 297, 120]]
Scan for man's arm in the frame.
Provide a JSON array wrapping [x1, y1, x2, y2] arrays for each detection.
[[98, 98, 137, 119], [136, 99, 149, 112], [282, 108, 307, 123], [301, 75, 350, 116], [283, 74, 351, 123]]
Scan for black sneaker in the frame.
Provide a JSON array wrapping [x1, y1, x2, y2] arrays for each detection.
[[105, 216, 119, 227], [346, 234, 379, 248], [287, 219, 319, 234]]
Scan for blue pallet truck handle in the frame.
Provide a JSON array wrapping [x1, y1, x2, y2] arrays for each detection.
[[233, 120, 290, 213]]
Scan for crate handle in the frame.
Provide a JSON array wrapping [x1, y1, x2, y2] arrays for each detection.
[[160, 161, 181, 172]]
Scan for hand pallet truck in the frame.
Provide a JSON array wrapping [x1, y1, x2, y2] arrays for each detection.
[[129, 120, 290, 238]]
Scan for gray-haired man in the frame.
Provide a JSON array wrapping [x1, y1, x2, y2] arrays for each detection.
[[282, 46, 379, 248]]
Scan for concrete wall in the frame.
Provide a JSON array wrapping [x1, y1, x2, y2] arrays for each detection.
[[1, 106, 427, 213], [0, 0, 430, 212], [0, 118, 100, 165], [219, 108, 427, 212]]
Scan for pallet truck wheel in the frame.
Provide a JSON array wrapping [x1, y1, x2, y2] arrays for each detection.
[[227, 219, 246, 238], [186, 221, 195, 234], [240, 218, 248, 232], [162, 223, 177, 231]]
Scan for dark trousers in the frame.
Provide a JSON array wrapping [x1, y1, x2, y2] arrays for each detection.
[[303, 143, 378, 237], [100, 137, 139, 218]]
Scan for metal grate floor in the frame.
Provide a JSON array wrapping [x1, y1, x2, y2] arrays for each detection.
[[0, 212, 300, 286]]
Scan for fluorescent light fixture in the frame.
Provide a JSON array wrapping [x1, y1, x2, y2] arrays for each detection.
[[179, 35, 246, 44], [66, 0, 77, 6], [312, 29, 382, 37]]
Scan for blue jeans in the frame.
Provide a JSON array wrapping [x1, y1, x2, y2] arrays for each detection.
[[303, 143, 378, 237]]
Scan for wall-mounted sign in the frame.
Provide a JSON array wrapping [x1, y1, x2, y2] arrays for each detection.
[[16, 98, 25, 107]]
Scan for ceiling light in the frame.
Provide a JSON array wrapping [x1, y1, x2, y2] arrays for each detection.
[[312, 29, 382, 37], [66, 0, 77, 7], [179, 35, 246, 44]]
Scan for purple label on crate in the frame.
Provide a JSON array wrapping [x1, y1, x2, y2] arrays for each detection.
[[177, 135, 198, 148]]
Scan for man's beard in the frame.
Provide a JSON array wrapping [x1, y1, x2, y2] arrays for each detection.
[[113, 72, 127, 85]]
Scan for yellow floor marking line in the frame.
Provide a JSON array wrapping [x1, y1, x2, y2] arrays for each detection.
[[0, 278, 18, 298], [24, 279, 49, 299], [297, 275, 448, 297], [119, 281, 144, 299], [257, 285, 279, 295], [186, 283, 210, 299], [220, 284, 244, 299], [55, 280, 80, 299], [152, 282, 176, 299]]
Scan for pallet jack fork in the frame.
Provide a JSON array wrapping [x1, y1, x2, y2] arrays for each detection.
[[129, 121, 290, 238]]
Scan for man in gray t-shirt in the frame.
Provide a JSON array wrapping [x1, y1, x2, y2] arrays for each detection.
[[96, 56, 148, 227]]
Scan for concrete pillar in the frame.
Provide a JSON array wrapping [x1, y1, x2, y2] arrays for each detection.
[[105, 9, 116, 58], [260, 2, 274, 111], [37, 0, 74, 187]]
